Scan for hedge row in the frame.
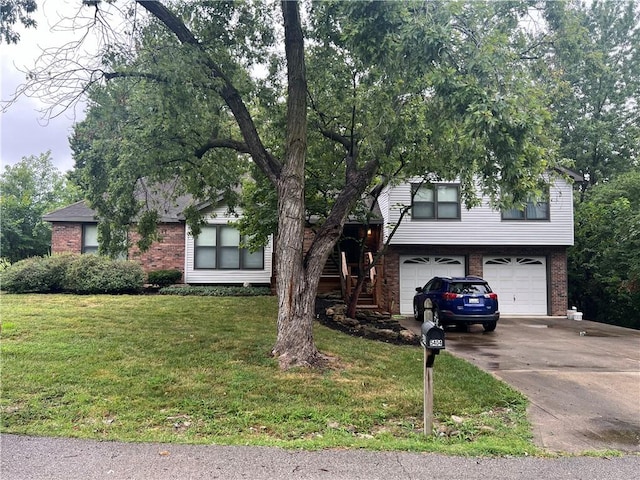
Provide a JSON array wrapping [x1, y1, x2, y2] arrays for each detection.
[[159, 285, 272, 297], [147, 269, 182, 287], [0, 254, 144, 294]]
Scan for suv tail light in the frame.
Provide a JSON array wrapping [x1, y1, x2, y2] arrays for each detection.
[[484, 293, 498, 300], [442, 292, 461, 300]]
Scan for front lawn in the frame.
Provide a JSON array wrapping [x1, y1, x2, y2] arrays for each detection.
[[0, 294, 536, 455]]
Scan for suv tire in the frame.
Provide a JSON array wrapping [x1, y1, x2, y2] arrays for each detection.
[[413, 302, 422, 322], [483, 321, 497, 332]]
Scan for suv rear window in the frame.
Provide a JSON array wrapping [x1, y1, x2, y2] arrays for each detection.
[[448, 282, 491, 295]]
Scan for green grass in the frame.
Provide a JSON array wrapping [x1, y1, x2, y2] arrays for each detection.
[[0, 294, 537, 455]]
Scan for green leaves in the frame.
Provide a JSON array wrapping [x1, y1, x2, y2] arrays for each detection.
[[73, 0, 558, 256], [569, 171, 640, 328], [544, 0, 640, 185], [0, 153, 81, 263], [0, 0, 37, 44]]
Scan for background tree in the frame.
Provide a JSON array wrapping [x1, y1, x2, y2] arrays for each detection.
[[544, 0, 640, 190], [32, 0, 556, 368], [542, 1, 640, 328], [0, 0, 37, 44], [568, 171, 640, 329], [0, 152, 81, 263]]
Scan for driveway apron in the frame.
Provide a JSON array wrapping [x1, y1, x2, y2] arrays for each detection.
[[400, 316, 640, 454]]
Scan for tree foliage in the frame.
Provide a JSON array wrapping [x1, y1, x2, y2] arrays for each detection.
[[0, 152, 81, 263], [0, 0, 37, 44], [545, 1, 640, 328], [568, 171, 640, 328], [543, 0, 640, 188], [64, 0, 557, 367]]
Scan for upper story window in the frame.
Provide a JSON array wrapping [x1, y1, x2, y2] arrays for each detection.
[[412, 184, 460, 220], [82, 224, 99, 254], [502, 193, 550, 221], [194, 225, 264, 270]]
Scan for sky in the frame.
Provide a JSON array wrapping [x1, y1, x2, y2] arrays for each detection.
[[1, 0, 118, 174]]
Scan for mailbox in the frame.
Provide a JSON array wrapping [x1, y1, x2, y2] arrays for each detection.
[[420, 321, 445, 435], [420, 321, 445, 351]]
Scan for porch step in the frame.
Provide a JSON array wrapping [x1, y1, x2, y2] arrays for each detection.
[[357, 304, 379, 309]]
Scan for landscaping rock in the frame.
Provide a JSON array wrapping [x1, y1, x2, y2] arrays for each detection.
[[315, 296, 419, 346]]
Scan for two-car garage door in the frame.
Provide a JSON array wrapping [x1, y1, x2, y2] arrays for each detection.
[[398, 255, 548, 316]]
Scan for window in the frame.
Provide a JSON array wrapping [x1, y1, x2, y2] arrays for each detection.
[[194, 225, 264, 270], [82, 224, 99, 254], [502, 194, 549, 220], [412, 184, 460, 219]]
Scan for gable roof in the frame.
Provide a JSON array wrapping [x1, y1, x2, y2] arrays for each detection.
[[43, 178, 200, 224], [43, 195, 196, 224], [43, 197, 201, 227], [554, 166, 584, 183], [43, 201, 97, 223]]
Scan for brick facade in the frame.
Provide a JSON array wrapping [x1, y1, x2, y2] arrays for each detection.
[[381, 245, 569, 316], [51, 223, 83, 253], [549, 250, 568, 316], [50, 222, 185, 281], [129, 223, 186, 279]]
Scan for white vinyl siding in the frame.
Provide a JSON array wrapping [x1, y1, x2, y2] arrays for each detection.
[[381, 177, 574, 246], [185, 206, 273, 284]]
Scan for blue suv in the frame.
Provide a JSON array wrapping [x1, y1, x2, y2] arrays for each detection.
[[413, 276, 500, 332]]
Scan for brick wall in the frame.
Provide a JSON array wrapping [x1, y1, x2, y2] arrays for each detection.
[[51, 223, 83, 253], [50, 221, 186, 282], [129, 223, 185, 280], [549, 249, 568, 316]]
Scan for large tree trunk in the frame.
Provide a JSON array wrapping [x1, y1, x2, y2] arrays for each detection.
[[138, 0, 378, 369], [270, 1, 320, 368]]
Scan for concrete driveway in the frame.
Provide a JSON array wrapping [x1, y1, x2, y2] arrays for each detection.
[[400, 315, 640, 454]]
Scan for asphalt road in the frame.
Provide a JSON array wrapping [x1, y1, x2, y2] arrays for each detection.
[[401, 315, 640, 454], [2, 434, 640, 480]]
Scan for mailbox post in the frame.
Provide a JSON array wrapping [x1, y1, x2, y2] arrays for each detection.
[[421, 320, 445, 435]]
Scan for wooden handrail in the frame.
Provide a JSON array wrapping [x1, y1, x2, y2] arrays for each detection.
[[367, 252, 376, 284], [341, 251, 349, 278]]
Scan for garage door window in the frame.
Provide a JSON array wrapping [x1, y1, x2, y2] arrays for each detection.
[[412, 184, 460, 219]]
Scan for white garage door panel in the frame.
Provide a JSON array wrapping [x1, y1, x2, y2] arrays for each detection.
[[483, 257, 547, 315], [399, 256, 465, 315]]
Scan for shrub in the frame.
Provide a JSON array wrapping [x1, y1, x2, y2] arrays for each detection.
[[0, 258, 11, 271], [1, 256, 53, 293], [147, 269, 182, 287], [0, 254, 77, 293], [63, 255, 144, 294], [158, 285, 272, 297]]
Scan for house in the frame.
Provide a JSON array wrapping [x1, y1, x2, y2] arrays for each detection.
[[44, 171, 579, 317], [42, 197, 274, 287], [377, 172, 579, 317]]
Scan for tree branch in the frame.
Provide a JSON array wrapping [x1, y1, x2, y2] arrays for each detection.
[[136, 0, 282, 184], [194, 138, 251, 159], [103, 71, 167, 82]]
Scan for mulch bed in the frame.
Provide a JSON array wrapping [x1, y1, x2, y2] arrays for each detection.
[[315, 296, 419, 346]]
